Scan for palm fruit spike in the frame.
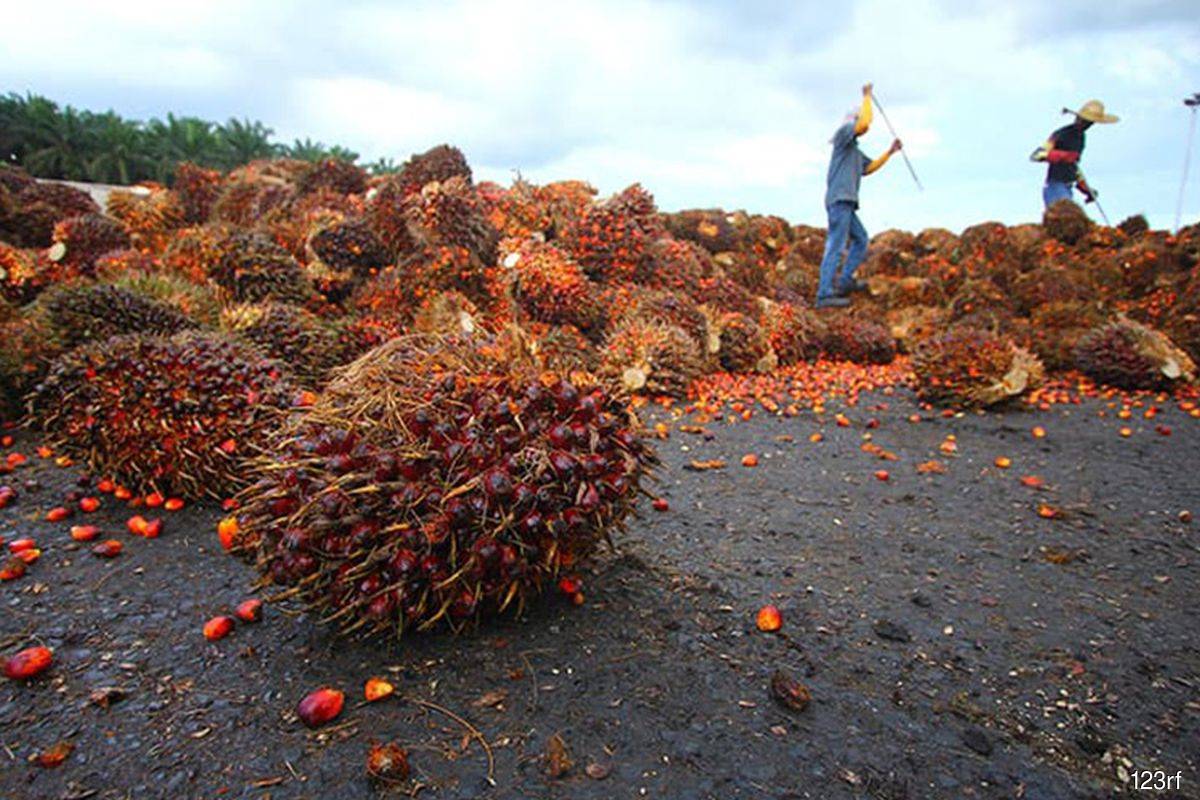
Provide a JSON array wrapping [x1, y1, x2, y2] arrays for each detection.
[[47, 213, 131, 275], [818, 315, 897, 365], [30, 331, 296, 499], [396, 144, 472, 197], [599, 319, 704, 398], [403, 176, 499, 268], [715, 311, 773, 373], [912, 326, 1045, 408], [1073, 317, 1196, 390], [497, 238, 605, 336], [38, 284, 198, 346], [234, 334, 656, 639], [208, 230, 315, 305], [559, 184, 659, 284], [173, 162, 223, 224], [105, 187, 187, 254], [761, 301, 825, 366], [222, 303, 344, 387]]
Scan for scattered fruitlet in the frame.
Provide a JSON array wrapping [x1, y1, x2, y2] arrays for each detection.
[[366, 741, 410, 783], [203, 616, 234, 641], [4, 645, 53, 680], [364, 677, 395, 702], [296, 687, 344, 728], [234, 599, 262, 623], [756, 604, 782, 632]]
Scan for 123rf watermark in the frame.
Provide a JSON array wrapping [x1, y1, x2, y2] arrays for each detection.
[[1131, 770, 1183, 792]]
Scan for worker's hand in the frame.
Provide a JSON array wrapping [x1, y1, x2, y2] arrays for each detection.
[[862, 82, 873, 97], [889, 139, 902, 154]]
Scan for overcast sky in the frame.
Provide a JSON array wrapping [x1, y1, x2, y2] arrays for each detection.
[[3, 0, 1198, 232]]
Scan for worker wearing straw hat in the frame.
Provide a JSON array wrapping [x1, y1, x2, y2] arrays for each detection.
[[1032, 99, 1119, 208], [815, 82, 902, 308]]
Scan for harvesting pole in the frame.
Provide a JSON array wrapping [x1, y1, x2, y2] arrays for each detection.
[[869, 89, 924, 191], [1175, 92, 1200, 233]]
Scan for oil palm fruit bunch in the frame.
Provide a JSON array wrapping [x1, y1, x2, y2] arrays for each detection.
[[638, 237, 715, 292], [411, 291, 481, 337], [1116, 240, 1176, 297], [716, 312, 772, 373], [478, 179, 550, 239], [107, 269, 223, 327], [223, 303, 343, 387], [47, 214, 131, 276], [0, 305, 54, 418], [401, 244, 493, 310], [622, 289, 711, 355], [1009, 266, 1093, 314], [1043, 199, 1091, 245], [5, 182, 101, 247], [521, 322, 599, 374], [1117, 214, 1149, 239], [1020, 301, 1106, 370], [305, 218, 391, 304], [0, 242, 46, 305], [947, 278, 1010, 322], [105, 188, 187, 254], [498, 238, 605, 336], [403, 177, 499, 267], [818, 316, 897, 365], [885, 305, 946, 354], [30, 331, 296, 499], [365, 176, 420, 259], [330, 314, 408, 364], [762, 301, 824, 366], [349, 262, 420, 323], [1073, 317, 1196, 390], [689, 275, 758, 316], [209, 230, 315, 305], [39, 284, 198, 347], [298, 158, 368, 196], [162, 224, 235, 283], [396, 144, 472, 197], [174, 162, 223, 224], [211, 175, 294, 228], [233, 334, 655, 638], [599, 319, 703, 397], [911, 326, 1044, 407], [560, 185, 658, 284], [663, 209, 739, 254]]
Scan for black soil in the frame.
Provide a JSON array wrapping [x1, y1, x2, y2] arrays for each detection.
[[2, 390, 1198, 799]]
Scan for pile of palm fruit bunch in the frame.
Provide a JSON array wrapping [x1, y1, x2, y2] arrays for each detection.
[[230, 334, 656, 636]]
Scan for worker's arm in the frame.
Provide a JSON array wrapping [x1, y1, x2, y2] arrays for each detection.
[[854, 83, 873, 136], [864, 139, 902, 175], [1030, 136, 1079, 164]]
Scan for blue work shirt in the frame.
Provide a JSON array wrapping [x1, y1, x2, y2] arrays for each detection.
[[824, 121, 869, 209]]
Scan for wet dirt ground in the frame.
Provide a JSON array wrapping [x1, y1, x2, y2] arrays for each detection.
[[2, 389, 1198, 799]]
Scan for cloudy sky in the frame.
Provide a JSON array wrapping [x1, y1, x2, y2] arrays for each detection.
[[3, 0, 1198, 232]]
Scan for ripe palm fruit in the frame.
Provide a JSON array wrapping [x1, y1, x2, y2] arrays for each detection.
[[885, 305, 945, 354], [396, 144, 472, 197], [38, 284, 198, 347], [497, 238, 605, 335], [689, 275, 758, 316], [8, 182, 100, 247], [912, 327, 1045, 408], [222, 303, 342, 387], [403, 176, 499, 268], [716, 312, 772, 373], [298, 158, 368, 196], [105, 188, 186, 254], [761, 301, 825, 366], [622, 289, 711, 355], [173, 162, 223, 224], [599, 320, 703, 397], [1073, 317, 1196, 390], [411, 290, 481, 337], [30, 332, 295, 499], [519, 323, 599, 374], [307, 218, 390, 292], [3, 646, 53, 680], [210, 174, 294, 228], [560, 184, 660, 284], [1021, 301, 1106, 370], [208, 230, 314, 305], [235, 335, 656, 638], [818, 316, 897, 365], [1043, 199, 1091, 245], [663, 209, 740, 254], [161, 224, 236, 283], [0, 242, 47, 305], [47, 214, 131, 275], [402, 244, 492, 310], [637, 238, 715, 293]]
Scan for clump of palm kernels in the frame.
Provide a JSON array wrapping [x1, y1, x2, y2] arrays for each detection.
[[911, 326, 1044, 407], [233, 335, 655, 637], [30, 332, 296, 498]]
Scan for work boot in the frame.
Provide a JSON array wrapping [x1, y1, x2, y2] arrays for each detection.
[[838, 278, 869, 294], [815, 295, 850, 308]]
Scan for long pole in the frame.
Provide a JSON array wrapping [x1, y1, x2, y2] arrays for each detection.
[[1175, 93, 1200, 233], [869, 90, 924, 191]]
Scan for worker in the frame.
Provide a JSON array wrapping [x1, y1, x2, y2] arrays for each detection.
[[1032, 99, 1119, 208], [815, 83, 902, 308]]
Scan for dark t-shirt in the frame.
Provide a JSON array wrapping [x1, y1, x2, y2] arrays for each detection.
[[825, 122, 869, 208], [1046, 123, 1085, 184]]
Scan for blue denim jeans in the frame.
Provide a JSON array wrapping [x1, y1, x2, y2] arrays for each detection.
[[817, 201, 868, 300], [1043, 181, 1073, 207]]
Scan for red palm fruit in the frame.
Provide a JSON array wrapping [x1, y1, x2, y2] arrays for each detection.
[[203, 616, 234, 641], [92, 539, 122, 558], [70, 525, 100, 542], [0, 558, 26, 580], [45, 506, 70, 522], [126, 515, 148, 536], [79, 497, 100, 512], [364, 677, 395, 702], [217, 516, 238, 550], [652, 497, 669, 512], [234, 599, 262, 623], [741, 454, 759, 467], [113, 486, 133, 501], [141, 518, 162, 539], [366, 741, 410, 783], [4, 646, 53, 680], [33, 740, 73, 768], [97, 479, 115, 493], [874, 470, 890, 481], [8, 538, 35, 553], [164, 498, 184, 511], [756, 604, 783, 632], [6, 452, 27, 467], [296, 687, 344, 728], [144, 492, 164, 508], [15, 548, 40, 565]]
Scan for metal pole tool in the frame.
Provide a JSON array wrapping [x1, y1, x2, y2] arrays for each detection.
[[869, 90, 923, 191], [1175, 92, 1200, 232]]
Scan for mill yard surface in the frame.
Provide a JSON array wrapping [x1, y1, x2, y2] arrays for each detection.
[[2, 385, 1197, 800]]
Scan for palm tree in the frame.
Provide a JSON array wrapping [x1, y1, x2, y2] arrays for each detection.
[[283, 137, 332, 163], [218, 118, 279, 170], [366, 156, 400, 175], [327, 145, 360, 163], [86, 112, 152, 184], [17, 96, 95, 180], [144, 114, 223, 181]]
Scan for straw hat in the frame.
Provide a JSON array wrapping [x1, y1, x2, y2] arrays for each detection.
[[1073, 99, 1119, 124]]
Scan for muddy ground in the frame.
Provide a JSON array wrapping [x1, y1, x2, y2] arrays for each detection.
[[1, 389, 1198, 800]]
